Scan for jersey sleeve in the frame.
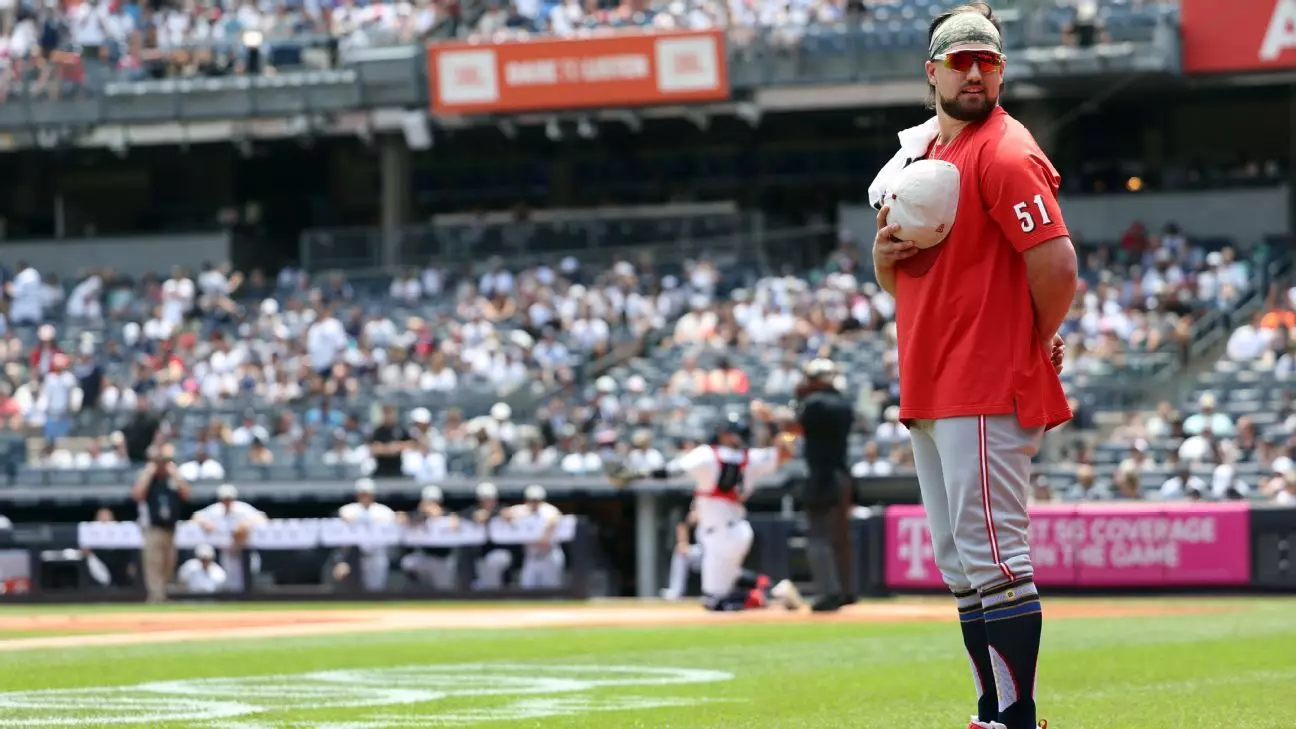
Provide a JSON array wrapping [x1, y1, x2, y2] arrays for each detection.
[[981, 136, 1069, 253]]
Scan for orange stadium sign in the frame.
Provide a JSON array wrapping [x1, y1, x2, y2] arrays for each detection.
[[426, 30, 730, 115], [1181, 0, 1296, 73]]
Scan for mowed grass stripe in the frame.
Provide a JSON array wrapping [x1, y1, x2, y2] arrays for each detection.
[[0, 598, 1289, 729]]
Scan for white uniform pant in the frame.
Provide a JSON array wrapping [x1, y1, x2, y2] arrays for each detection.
[[697, 520, 753, 597], [400, 552, 457, 590], [473, 548, 513, 590], [665, 544, 704, 598], [219, 549, 260, 592], [357, 549, 390, 592], [909, 415, 1043, 594], [520, 546, 565, 589]]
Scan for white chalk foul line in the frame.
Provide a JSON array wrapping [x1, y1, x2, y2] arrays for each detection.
[[0, 663, 736, 728]]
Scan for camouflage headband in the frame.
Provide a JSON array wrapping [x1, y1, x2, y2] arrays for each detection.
[[928, 12, 1003, 59]]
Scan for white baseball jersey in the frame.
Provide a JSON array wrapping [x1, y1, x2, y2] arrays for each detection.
[[195, 500, 263, 530], [178, 559, 228, 594], [672, 445, 780, 531]]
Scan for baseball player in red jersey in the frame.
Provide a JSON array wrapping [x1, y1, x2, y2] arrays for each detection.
[[868, 4, 1076, 729]]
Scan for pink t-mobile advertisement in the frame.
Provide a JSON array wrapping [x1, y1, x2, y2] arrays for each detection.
[[884, 502, 1252, 589]]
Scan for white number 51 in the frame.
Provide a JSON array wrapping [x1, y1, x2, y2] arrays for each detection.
[[1013, 194, 1053, 233]]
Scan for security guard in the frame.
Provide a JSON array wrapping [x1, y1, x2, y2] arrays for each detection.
[[794, 358, 857, 612]]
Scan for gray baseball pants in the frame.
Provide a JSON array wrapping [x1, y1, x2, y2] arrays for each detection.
[[908, 415, 1043, 593]]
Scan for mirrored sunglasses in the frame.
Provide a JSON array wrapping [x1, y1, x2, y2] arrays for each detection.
[[936, 50, 1005, 73]]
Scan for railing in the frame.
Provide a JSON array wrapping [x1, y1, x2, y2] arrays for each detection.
[[299, 210, 765, 273]]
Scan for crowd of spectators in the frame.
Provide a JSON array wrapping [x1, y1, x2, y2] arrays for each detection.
[[0, 251, 707, 484], [0, 213, 1288, 508], [0, 0, 1164, 98]]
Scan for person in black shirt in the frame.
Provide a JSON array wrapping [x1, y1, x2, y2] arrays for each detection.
[[368, 405, 416, 478], [121, 399, 163, 465], [130, 443, 191, 603], [794, 358, 857, 612]]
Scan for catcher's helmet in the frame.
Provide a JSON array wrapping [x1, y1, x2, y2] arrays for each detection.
[[714, 414, 751, 445]]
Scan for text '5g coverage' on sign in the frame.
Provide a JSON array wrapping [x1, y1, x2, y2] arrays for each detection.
[[426, 29, 730, 115], [1180, 0, 1296, 73]]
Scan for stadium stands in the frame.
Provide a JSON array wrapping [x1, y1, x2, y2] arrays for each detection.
[[5, 216, 1287, 509], [0, 0, 1176, 97]]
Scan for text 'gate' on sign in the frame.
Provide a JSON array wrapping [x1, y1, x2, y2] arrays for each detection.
[[427, 30, 729, 115]]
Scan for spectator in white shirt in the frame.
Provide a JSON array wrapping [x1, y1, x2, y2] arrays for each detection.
[[1211, 464, 1250, 500], [672, 298, 717, 345], [560, 436, 603, 475], [6, 261, 44, 325], [161, 267, 195, 326], [66, 272, 104, 323], [509, 437, 560, 473], [1226, 312, 1273, 362], [873, 406, 910, 445], [390, 270, 422, 303], [178, 544, 228, 594], [231, 412, 271, 446], [306, 307, 348, 375], [402, 442, 449, 482], [179, 447, 226, 482], [420, 353, 459, 392], [191, 484, 267, 592], [624, 430, 665, 473], [74, 439, 124, 469], [851, 441, 895, 477], [1159, 465, 1208, 500]]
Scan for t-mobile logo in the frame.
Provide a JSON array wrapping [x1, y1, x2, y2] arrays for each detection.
[[896, 517, 935, 579]]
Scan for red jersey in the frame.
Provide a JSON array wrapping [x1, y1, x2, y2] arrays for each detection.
[[893, 106, 1072, 431]]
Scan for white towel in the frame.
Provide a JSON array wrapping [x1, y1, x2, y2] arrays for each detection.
[[867, 116, 941, 211]]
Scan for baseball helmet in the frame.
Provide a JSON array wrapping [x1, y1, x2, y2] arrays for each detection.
[[714, 414, 751, 445], [887, 159, 961, 249], [803, 358, 838, 381]]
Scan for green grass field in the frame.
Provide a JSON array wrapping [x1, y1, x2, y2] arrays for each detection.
[[0, 597, 1293, 728]]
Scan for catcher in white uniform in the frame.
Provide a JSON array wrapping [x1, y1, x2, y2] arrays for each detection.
[[614, 417, 804, 611]]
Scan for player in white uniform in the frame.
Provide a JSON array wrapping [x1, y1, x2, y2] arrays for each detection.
[[399, 485, 458, 590], [177, 544, 228, 594], [617, 417, 804, 611], [505, 485, 566, 589], [191, 484, 267, 592], [338, 479, 400, 591]]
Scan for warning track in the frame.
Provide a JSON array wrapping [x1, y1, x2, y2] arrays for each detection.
[[0, 600, 1226, 652]]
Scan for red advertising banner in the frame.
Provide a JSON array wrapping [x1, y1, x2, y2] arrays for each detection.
[[426, 30, 730, 115], [884, 502, 1252, 589], [1181, 0, 1296, 73]]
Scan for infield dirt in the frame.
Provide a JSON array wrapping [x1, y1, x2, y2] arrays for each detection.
[[0, 599, 1227, 652]]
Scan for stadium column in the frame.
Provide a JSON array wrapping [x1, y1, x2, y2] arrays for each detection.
[[636, 488, 660, 598], [380, 135, 412, 268]]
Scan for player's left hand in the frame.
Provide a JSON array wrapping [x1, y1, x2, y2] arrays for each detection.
[[1050, 334, 1066, 374]]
